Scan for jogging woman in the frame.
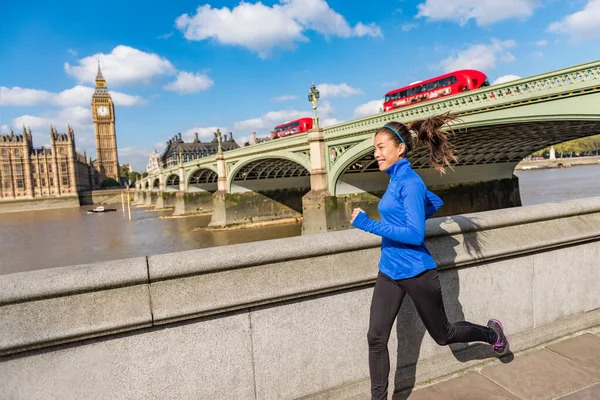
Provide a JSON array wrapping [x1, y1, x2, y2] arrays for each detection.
[[350, 115, 509, 399]]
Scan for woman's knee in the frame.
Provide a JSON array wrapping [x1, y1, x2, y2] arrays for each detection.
[[431, 334, 450, 346], [367, 328, 388, 348]]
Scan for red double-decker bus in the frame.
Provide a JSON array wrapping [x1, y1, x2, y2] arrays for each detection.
[[383, 70, 490, 112], [272, 117, 313, 139]]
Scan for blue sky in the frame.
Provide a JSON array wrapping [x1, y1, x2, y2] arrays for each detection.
[[2, 0, 600, 171]]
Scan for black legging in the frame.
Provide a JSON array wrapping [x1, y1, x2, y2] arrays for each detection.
[[368, 269, 497, 399]]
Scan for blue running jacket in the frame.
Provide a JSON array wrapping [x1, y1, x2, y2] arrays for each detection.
[[351, 158, 443, 280]]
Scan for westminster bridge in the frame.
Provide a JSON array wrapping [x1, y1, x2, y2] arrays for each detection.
[[137, 60, 600, 234]]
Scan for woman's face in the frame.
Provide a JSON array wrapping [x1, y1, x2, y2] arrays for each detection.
[[373, 131, 405, 171]]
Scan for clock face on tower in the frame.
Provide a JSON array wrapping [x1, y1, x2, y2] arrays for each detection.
[[97, 106, 109, 117]]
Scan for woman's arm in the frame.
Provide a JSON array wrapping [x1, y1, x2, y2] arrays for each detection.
[[425, 190, 443, 219], [351, 182, 426, 245]]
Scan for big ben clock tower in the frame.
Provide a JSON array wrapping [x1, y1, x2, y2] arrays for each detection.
[[91, 63, 119, 183]]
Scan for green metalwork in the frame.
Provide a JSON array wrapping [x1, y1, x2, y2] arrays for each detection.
[[140, 60, 600, 195]]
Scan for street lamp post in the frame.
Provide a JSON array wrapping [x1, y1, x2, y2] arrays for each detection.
[[308, 83, 320, 129]]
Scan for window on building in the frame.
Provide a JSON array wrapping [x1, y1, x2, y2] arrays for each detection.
[[16, 178, 24, 189], [1, 149, 7, 157], [40, 164, 45, 173], [14, 149, 20, 157], [61, 176, 69, 186], [61, 162, 67, 173], [3, 179, 10, 189], [60, 148, 66, 155], [32, 165, 36, 173], [41, 178, 46, 187], [49, 177, 53, 186], [15, 164, 23, 175], [33, 179, 37, 187]]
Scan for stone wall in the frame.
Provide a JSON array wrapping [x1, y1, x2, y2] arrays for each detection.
[[0, 196, 80, 214], [78, 189, 131, 205], [1, 196, 600, 399]]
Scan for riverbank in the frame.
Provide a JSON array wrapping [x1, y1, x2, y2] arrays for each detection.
[[515, 155, 600, 170]]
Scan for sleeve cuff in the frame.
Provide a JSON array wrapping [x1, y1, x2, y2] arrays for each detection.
[[352, 211, 369, 229]]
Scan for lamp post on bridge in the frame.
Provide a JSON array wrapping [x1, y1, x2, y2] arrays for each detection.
[[308, 83, 320, 130], [302, 82, 336, 235]]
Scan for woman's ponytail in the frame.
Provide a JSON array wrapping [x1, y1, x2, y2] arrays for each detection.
[[407, 112, 457, 173]]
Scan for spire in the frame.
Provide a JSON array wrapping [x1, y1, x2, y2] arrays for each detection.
[[96, 60, 105, 81]]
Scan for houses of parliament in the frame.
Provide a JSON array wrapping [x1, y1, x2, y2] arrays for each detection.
[[0, 65, 119, 201]]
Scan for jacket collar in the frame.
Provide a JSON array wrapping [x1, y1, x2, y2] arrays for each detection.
[[385, 157, 411, 178]]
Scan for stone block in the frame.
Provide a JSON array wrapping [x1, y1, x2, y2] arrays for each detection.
[[0, 285, 152, 355], [0, 257, 148, 305], [0, 312, 255, 400], [149, 247, 380, 324], [533, 242, 600, 327]]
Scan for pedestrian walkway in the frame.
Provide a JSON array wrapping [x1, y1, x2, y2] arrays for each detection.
[[404, 330, 600, 400]]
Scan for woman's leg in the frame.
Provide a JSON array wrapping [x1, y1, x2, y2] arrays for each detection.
[[368, 272, 407, 400], [400, 269, 498, 346]]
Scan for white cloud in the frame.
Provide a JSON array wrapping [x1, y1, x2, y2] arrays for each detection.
[[67, 48, 78, 57], [64, 45, 177, 86], [0, 85, 144, 107], [321, 117, 342, 127], [163, 71, 214, 94], [354, 99, 383, 118], [438, 40, 516, 72], [402, 23, 419, 31], [547, 0, 600, 42], [532, 51, 543, 57], [534, 40, 548, 46], [317, 83, 363, 98], [417, 0, 540, 25], [492, 74, 521, 85], [8, 106, 95, 154], [175, 0, 381, 58], [118, 146, 156, 172], [0, 124, 10, 133], [272, 94, 299, 102], [157, 33, 174, 40], [233, 100, 334, 132]]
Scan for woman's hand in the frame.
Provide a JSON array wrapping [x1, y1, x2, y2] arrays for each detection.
[[351, 207, 365, 223]]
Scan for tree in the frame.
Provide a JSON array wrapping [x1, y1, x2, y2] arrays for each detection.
[[100, 178, 120, 188], [128, 171, 141, 183], [119, 165, 130, 178], [142, 172, 149, 178]]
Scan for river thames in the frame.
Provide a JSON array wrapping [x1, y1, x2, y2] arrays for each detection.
[[1, 164, 598, 275]]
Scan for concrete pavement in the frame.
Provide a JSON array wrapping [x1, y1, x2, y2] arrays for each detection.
[[401, 330, 600, 400]]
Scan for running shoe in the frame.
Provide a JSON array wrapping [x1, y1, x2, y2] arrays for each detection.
[[488, 319, 510, 356]]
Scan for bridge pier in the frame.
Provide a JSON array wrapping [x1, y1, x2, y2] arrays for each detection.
[[173, 191, 214, 216], [302, 127, 348, 235], [155, 191, 177, 209], [210, 190, 305, 227]]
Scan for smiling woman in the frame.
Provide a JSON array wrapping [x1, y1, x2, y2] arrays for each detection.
[[350, 113, 510, 399]]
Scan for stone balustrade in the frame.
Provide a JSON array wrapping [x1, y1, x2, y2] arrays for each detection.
[[1, 196, 600, 398]]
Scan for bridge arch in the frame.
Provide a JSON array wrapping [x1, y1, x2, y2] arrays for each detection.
[[328, 137, 379, 196], [152, 178, 160, 191], [227, 153, 311, 193], [164, 173, 180, 192], [186, 166, 218, 192]]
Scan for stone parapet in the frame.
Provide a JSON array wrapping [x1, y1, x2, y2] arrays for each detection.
[[1, 196, 600, 398]]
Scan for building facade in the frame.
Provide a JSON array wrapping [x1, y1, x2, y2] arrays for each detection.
[[147, 130, 239, 172], [0, 126, 94, 200], [0, 64, 120, 202]]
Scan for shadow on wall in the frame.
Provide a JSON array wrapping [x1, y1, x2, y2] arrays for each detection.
[[391, 215, 513, 399]]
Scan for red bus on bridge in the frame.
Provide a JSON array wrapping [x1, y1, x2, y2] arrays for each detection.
[[272, 118, 313, 139], [383, 70, 490, 112]]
